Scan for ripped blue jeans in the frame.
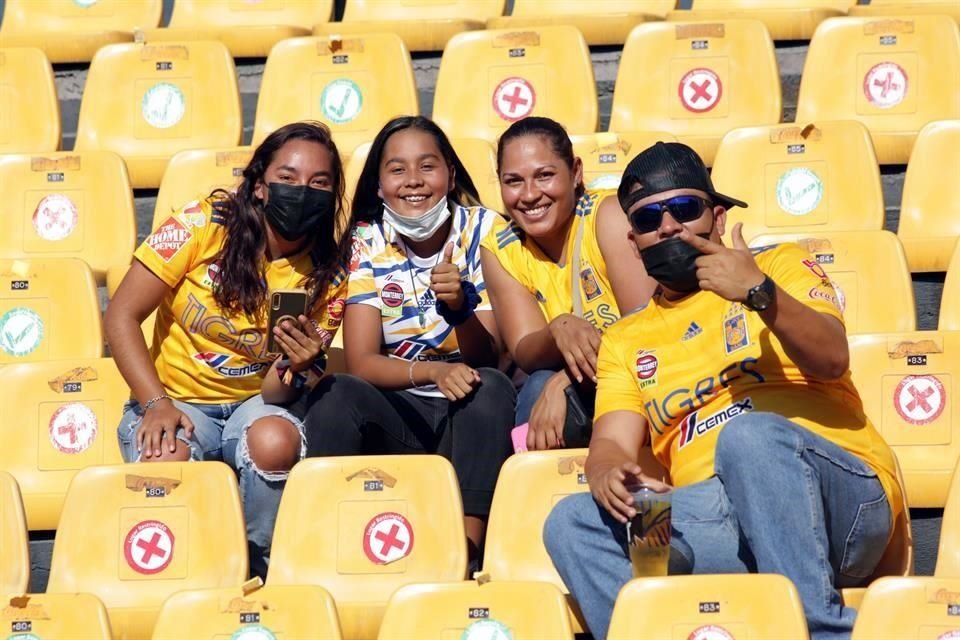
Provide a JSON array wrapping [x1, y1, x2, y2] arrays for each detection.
[[117, 394, 305, 577]]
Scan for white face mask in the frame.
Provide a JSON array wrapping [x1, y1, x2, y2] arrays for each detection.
[[382, 195, 451, 242]]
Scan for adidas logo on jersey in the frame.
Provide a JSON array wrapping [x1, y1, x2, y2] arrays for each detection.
[[682, 322, 703, 341]]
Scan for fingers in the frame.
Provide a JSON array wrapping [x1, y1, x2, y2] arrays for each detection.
[[178, 410, 195, 438], [603, 471, 635, 523], [561, 343, 597, 384], [679, 227, 722, 254], [731, 222, 748, 251], [560, 348, 585, 384], [442, 241, 454, 264]]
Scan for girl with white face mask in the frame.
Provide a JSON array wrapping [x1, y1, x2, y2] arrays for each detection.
[[300, 116, 516, 569]]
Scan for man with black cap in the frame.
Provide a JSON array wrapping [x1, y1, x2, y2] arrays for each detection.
[[543, 142, 905, 640]]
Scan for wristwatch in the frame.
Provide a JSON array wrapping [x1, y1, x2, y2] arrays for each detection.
[[745, 275, 776, 312]]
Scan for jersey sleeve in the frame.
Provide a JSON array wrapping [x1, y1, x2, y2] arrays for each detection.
[[595, 325, 646, 419], [756, 243, 845, 323], [133, 200, 211, 288], [345, 226, 380, 309]]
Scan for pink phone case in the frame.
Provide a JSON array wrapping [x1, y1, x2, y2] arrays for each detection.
[[511, 423, 529, 453]]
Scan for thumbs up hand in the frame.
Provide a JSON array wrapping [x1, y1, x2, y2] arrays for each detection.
[[680, 222, 766, 303], [430, 242, 465, 311]]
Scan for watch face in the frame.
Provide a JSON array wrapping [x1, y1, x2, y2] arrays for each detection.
[[748, 278, 775, 311]]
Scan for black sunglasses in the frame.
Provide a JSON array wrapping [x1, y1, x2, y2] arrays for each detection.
[[627, 196, 711, 234]]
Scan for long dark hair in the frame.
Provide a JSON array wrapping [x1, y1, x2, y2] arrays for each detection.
[[211, 121, 349, 320], [351, 115, 482, 225], [496, 116, 585, 202]]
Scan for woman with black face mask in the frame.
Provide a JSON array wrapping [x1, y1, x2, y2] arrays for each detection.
[[105, 121, 351, 578]]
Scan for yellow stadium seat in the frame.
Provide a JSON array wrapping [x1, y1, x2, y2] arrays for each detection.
[[0, 48, 59, 154], [0, 471, 29, 595], [253, 34, 418, 152], [487, 0, 675, 46], [153, 147, 252, 230], [571, 131, 678, 193], [746, 231, 914, 334], [712, 121, 884, 241], [378, 581, 574, 640], [314, 0, 506, 52], [0, 593, 112, 639], [152, 579, 342, 640], [46, 462, 247, 640], [0, 258, 102, 364], [607, 574, 808, 639], [898, 120, 960, 273], [434, 25, 597, 145], [610, 19, 781, 166], [0, 0, 161, 64], [937, 458, 960, 575], [667, 0, 849, 40], [847, 331, 960, 507], [851, 576, 960, 639], [74, 41, 242, 189], [796, 15, 960, 165], [267, 455, 467, 640], [142, 0, 331, 58], [0, 152, 136, 283], [483, 449, 667, 634], [0, 358, 127, 531], [849, 0, 960, 23]]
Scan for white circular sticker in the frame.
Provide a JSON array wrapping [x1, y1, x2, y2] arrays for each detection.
[[142, 82, 186, 129], [863, 62, 908, 109], [832, 279, 847, 314], [776, 167, 823, 216], [587, 174, 622, 190], [123, 520, 175, 575], [33, 193, 79, 241], [895, 375, 945, 426], [937, 631, 960, 640], [320, 78, 364, 124], [679, 68, 722, 113], [492, 77, 536, 122], [0, 308, 43, 357], [74, 0, 98, 6], [49, 403, 98, 454], [363, 512, 414, 565], [461, 620, 513, 640], [688, 625, 735, 640], [231, 625, 278, 640]]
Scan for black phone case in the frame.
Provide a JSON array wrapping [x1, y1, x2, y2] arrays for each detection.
[[266, 290, 308, 354]]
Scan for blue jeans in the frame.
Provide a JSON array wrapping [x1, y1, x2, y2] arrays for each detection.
[[544, 412, 892, 640], [117, 394, 305, 578]]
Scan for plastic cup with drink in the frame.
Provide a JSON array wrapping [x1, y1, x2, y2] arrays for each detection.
[[626, 483, 672, 578]]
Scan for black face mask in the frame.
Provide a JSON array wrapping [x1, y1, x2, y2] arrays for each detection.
[[263, 182, 334, 241], [639, 234, 710, 295]]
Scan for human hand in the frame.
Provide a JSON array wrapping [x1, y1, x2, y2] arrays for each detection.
[[548, 314, 602, 384], [680, 222, 765, 302], [527, 371, 570, 450], [429, 362, 481, 401], [137, 398, 194, 459], [272, 314, 324, 373], [589, 462, 671, 523], [430, 242, 465, 311]]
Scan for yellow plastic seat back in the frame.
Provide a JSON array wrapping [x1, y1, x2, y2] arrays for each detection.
[[851, 576, 960, 638], [611, 19, 781, 166], [0, 593, 112, 639], [488, 0, 675, 46], [143, 0, 331, 58], [0, 358, 127, 531], [434, 25, 597, 145], [0, 152, 136, 282], [941, 245, 960, 331], [847, 331, 960, 507], [153, 147, 252, 230], [797, 15, 960, 165], [75, 41, 242, 189], [669, 0, 848, 40], [0, 48, 60, 154], [267, 455, 467, 640], [152, 581, 342, 640], [452, 137, 503, 213], [898, 120, 960, 273], [607, 574, 809, 640], [849, 0, 960, 22], [46, 462, 248, 640], [937, 458, 960, 575], [314, 0, 505, 52], [747, 231, 915, 334], [713, 121, 884, 241], [0, 0, 161, 63], [0, 258, 102, 364], [378, 581, 574, 640], [0, 471, 29, 595], [254, 34, 418, 153], [571, 131, 679, 192]]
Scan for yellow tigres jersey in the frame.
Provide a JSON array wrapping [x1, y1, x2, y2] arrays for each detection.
[[481, 190, 620, 331], [596, 242, 902, 523], [135, 198, 347, 404]]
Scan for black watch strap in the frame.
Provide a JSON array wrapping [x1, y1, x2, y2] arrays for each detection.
[[745, 275, 776, 312]]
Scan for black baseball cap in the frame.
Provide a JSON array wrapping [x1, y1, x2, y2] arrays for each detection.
[[617, 142, 748, 212]]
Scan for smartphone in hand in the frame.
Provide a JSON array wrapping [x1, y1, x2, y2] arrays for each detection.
[[266, 289, 308, 354]]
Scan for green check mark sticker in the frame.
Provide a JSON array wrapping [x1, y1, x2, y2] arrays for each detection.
[[0, 307, 43, 357], [320, 79, 363, 125]]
